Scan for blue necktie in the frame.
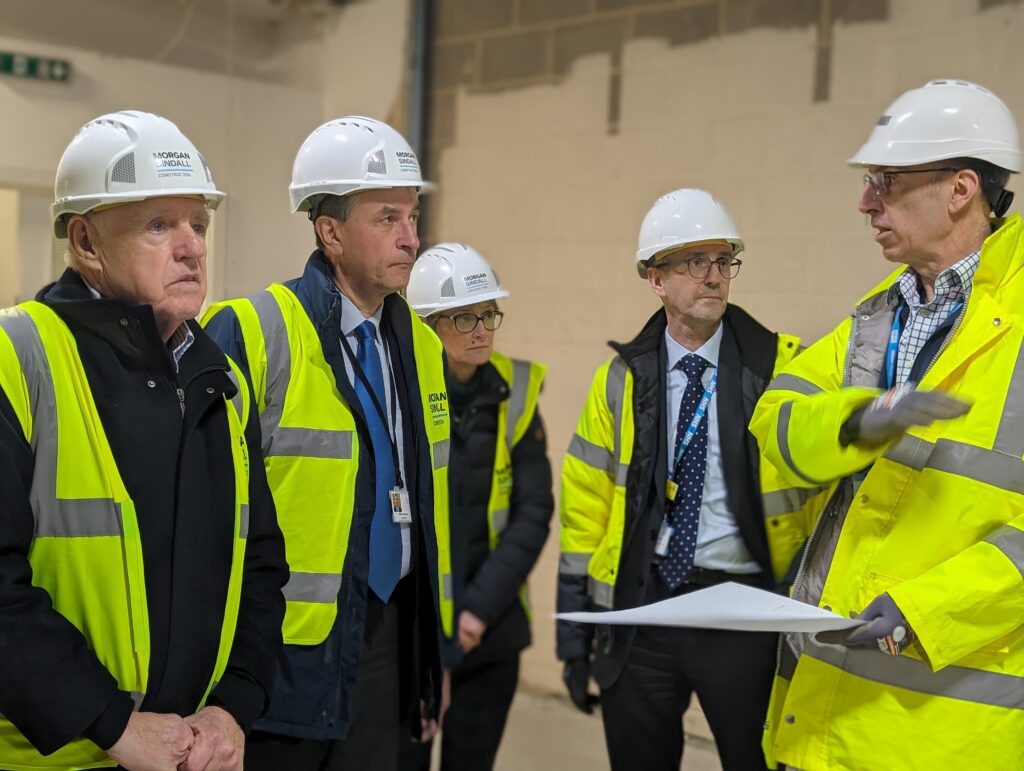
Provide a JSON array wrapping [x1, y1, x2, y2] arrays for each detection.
[[353, 320, 402, 602], [658, 353, 712, 590]]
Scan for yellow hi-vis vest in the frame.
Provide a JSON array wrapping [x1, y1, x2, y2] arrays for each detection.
[[203, 285, 454, 643], [560, 333, 801, 608], [0, 302, 250, 771], [485, 351, 547, 614]]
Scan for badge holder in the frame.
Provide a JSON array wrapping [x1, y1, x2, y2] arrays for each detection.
[[390, 487, 412, 524]]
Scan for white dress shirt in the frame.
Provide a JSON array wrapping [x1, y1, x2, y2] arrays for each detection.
[[339, 292, 411, 579], [664, 324, 760, 574]]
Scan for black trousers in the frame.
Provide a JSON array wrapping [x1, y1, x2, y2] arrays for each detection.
[[399, 655, 520, 771], [246, 588, 403, 771], [601, 574, 778, 771]]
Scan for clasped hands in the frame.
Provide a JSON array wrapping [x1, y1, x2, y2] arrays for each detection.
[[107, 705, 243, 771]]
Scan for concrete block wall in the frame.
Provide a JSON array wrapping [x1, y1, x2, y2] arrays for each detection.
[[421, 0, 1024, 698]]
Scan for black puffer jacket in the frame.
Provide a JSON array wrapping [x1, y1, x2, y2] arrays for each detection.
[[448, 362, 553, 666]]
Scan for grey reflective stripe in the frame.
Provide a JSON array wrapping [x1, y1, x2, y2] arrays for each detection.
[[994, 337, 1024, 457], [559, 552, 591, 575], [615, 463, 629, 486], [239, 503, 250, 539], [282, 571, 342, 603], [767, 373, 823, 396], [36, 499, 123, 537], [883, 435, 1024, 495], [492, 507, 509, 534], [433, 438, 450, 469], [0, 309, 124, 536], [506, 359, 532, 447], [588, 576, 614, 609], [567, 433, 615, 475], [130, 691, 144, 711], [249, 290, 291, 457], [267, 427, 354, 459], [225, 366, 245, 424], [442, 572, 453, 600], [985, 524, 1024, 579], [762, 486, 827, 518], [776, 401, 827, 485], [806, 637, 1024, 710], [607, 357, 627, 474]]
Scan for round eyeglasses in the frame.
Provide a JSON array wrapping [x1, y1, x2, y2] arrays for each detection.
[[437, 309, 504, 334], [657, 255, 742, 280]]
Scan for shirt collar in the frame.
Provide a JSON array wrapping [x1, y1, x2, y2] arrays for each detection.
[[664, 321, 723, 370], [887, 250, 981, 308], [339, 290, 383, 337]]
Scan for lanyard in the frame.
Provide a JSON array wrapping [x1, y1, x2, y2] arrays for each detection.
[[884, 300, 963, 389], [671, 368, 718, 473], [338, 325, 404, 488]]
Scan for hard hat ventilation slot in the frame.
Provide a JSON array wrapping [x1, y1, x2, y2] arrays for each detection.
[[367, 151, 387, 175], [440, 277, 455, 298], [110, 153, 136, 184]]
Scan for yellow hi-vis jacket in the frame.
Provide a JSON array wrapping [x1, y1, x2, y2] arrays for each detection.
[[559, 307, 802, 623], [486, 351, 547, 610], [0, 302, 250, 771], [751, 214, 1024, 771], [203, 284, 454, 642]]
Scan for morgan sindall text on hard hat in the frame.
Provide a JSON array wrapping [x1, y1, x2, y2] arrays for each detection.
[[51, 110, 224, 239], [289, 115, 436, 216], [406, 243, 509, 315], [635, 189, 744, 278]]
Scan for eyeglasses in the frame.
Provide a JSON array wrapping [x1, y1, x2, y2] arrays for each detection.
[[656, 255, 743, 280], [436, 309, 504, 334], [862, 167, 961, 197]]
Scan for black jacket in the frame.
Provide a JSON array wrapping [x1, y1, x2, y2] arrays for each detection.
[[0, 270, 287, 754], [557, 305, 794, 688], [448, 363, 553, 667], [204, 252, 450, 741]]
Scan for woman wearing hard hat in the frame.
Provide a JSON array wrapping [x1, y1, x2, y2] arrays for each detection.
[[404, 243, 553, 771]]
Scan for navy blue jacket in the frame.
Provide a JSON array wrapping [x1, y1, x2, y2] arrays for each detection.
[[205, 252, 450, 741]]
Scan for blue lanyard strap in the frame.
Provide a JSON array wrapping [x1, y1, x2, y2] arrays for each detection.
[[672, 368, 718, 472], [884, 300, 963, 389]]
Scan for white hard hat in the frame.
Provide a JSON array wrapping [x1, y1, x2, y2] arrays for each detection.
[[289, 115, 435, 214], [52, 110, 225, 239], [849, 79, 1021, 172], [635, 189, 744, 278], [406, 243, 509, 316]]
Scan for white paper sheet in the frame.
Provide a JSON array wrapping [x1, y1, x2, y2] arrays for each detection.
[[555, 582, 864, 633]]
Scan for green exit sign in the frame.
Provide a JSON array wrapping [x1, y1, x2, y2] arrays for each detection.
[[0, 52, 70, 83]]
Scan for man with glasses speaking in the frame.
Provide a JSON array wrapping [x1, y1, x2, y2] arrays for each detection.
[[751, 80, 1024, 770], [557, 188, 801, 770]]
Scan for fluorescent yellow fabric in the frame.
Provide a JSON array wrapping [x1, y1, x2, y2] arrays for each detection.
[[0, 302, 249, 771], [486, 351, 547, 614], [752, 215, 1024, 771], [203, 287, 454, 641]]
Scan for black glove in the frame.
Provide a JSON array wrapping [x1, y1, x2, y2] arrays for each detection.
[[816, 593, 915, 654], [562, 657, 600, 714], [841, 387, 971, 447]]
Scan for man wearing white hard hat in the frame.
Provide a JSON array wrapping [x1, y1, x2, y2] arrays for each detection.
[[203, 116, 452, 770], [557, 189, 801, 770], [751, 79, 1024, 770], [403, 244, 553, 770], [0, 111, 287, 771]]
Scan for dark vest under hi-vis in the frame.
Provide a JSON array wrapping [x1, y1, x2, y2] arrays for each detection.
[[0, 302, 250, 771]]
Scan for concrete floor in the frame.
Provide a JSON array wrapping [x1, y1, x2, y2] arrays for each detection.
[[492, 689, 723, 771]]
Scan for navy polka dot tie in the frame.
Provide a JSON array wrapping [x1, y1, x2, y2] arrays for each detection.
[[658, 353, 712, 591]]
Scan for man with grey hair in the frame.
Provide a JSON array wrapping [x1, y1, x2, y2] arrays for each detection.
[[204, 116, 454, 771], [0, 110, 287, 771]]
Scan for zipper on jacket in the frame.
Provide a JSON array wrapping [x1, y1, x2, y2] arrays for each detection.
[[176, 387, 186, 417]]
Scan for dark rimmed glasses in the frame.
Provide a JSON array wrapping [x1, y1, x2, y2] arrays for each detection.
[[436, 309, 504, 333], [863, 167, 961, 197], [657, 255, 743, 280]]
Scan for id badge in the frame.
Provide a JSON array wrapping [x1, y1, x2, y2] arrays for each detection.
[[666, 479, 678, 502], [654, 521, 673, 557], [389, 487, 412, 524]]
